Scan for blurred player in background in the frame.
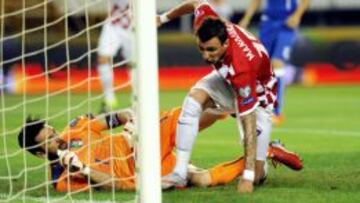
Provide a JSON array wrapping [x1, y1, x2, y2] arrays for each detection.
[[97, 0, 131, 112], [209, 0, 233, 20], [0, 68, 3, 91], [239, 0, 309, 125], [18, 107, 301, 192], [158, 0, 277, 193]]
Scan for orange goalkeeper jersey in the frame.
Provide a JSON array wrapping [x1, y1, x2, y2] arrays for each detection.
[[52, 108, 181, 192]]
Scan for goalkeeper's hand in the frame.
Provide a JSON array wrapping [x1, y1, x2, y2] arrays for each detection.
[[123, 120, 135, 137], [122, 120, 136, 146], [57, 150, 90, 175]]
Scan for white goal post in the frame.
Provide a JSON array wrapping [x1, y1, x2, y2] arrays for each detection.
[[0, 0, 161, 202], [132, 0, 162, 202]]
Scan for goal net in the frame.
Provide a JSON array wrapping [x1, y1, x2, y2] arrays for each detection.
[[0, 0, 160, 202]]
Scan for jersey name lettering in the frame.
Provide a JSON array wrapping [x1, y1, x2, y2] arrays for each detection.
[[226, 25, 255, 61]]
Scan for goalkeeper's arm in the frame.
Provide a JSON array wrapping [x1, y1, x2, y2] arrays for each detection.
[[58, 150, 129, 191], [90, 108, 134, 130], [83, 168, 128, 190]]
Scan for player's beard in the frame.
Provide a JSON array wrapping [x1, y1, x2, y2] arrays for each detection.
[[47, 152, 58, 162], [57, 139, 68, 150], [205, 52, 226, 65], [205, 59, 216, 64], [48, 139, 68, 162]]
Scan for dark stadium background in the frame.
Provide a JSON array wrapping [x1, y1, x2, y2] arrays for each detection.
[[1, 2, 359, 87]]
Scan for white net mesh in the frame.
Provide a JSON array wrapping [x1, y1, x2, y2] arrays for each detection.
[[0, 0, 140, 202]]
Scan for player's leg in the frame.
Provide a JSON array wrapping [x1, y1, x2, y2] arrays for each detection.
[[271, 58, 286, 124], [0, 68, 3, 91], [268, 139, 303, 170], [161, 88, 210, 189], [190, 156, 245, 187], [162, 71, 233, 189], [259, 20, 279, 59], [118, 28, 132, 61], [271, 28, 297, 124], [98, 55, 117, 111], [97, 21, 123, 111], [158, 109, 181, 176], [174, 70, 238, 179], [189, 140, 303, 188], [253, 107, 272, 184], [160, 106, 226, 178], [172, 89, 210, 177]]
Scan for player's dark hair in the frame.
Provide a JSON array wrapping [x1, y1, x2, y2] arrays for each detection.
[[18, 117, 46, 155], [196, 18, 228, 44]]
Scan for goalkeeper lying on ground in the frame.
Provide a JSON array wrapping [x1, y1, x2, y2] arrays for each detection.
[[18, 107, 302, 192]]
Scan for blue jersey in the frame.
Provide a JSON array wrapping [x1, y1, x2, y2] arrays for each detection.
[[259, 0, 300, 61], [263, 0, 298, 21]]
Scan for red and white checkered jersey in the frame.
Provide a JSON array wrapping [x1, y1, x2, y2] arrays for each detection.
[[109, 0, 131, 29], [194, 2, 277, 116]]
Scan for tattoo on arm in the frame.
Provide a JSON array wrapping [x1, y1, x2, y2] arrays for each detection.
[[240, 111, 257, 171]]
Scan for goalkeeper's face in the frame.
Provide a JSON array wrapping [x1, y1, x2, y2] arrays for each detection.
[[35, 125, 63, 156]]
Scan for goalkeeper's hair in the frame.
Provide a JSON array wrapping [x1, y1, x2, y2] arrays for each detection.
[[18, 117, 46, 155], [196, 18, 228, 44]]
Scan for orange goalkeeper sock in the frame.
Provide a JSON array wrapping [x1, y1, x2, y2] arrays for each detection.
[[208, 156, 245, 186]]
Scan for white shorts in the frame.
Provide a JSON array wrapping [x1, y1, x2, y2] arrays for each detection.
[[98, 20, 132, 59], [192, 70, 272, 161]]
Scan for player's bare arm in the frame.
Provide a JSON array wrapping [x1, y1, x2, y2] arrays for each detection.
[[157, 0, 204, 26], [238, 0, 261, 28], [238, 111, 257, 193], [286, 0, 310, 28]]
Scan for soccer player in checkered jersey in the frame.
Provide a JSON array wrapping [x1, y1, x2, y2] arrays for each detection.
[[97, 0, 131, 112], [158, 0, 278, 193], [239, 0, 309, 125]]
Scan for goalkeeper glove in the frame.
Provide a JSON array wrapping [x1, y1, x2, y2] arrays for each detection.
[[57, 150, 90, 175]]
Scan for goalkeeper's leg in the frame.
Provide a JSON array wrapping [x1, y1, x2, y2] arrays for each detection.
[[189, 156, 245, 187], [189, 157, 267, 187], [189, 141, 303, 187]]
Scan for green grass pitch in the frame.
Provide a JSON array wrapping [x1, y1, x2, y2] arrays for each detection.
[[0, 85, 359, 203]]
